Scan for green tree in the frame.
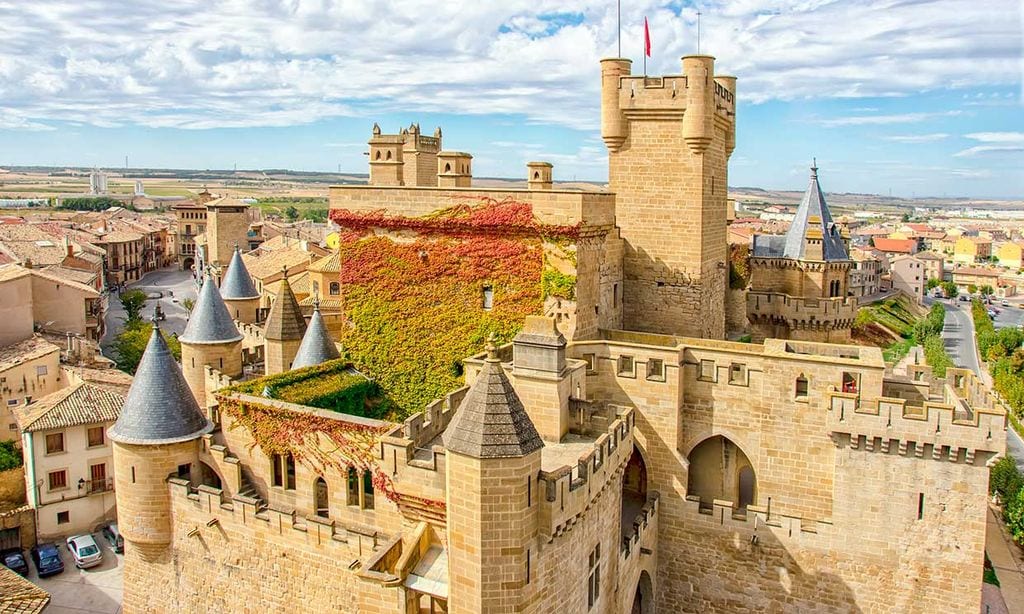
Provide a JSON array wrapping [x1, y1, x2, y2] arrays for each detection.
[[926, 278, 941, 290], [284, 206, 300, 222], [941, 281, 958, 298], [111, 321, 181, 374], [991, 455, 1024, 500], [119, 289, 148, 322], [302, 208, 329, 223], [968, 284, 978, 295], [181, 297, 195, 317], [1005, 486, 1024, 544], [0, 440, 22, 471], [981, 284, 995, 296]]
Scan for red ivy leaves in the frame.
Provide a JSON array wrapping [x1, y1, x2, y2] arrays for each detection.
[[329, 196, 580, 240]]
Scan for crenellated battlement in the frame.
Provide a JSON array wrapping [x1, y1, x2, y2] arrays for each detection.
[[682, 494, 835, 544], [537, 406, 635, 542], [826, 375, 1006, 461]]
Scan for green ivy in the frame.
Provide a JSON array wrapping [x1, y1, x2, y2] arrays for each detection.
[[226, 359, 382, 417], [541, 268, 577, 300]]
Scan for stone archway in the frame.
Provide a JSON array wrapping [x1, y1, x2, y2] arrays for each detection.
[[621, 446, 648, 540], [183, 257, 195, 272], [315, 477, 329, 518], [199, 461, 222, 489], [686, 435, 756, 510], [631, 570, 654, 614]]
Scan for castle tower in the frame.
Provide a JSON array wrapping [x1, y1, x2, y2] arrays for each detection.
[[526, 161, 553, 190], [444, 339, 543, 614], [747, 164, 856, 342], [179, 271, 244, 408], [368, 123, 406, 186], [402, 123, 443, 187], [220, 245, 260, 324], [291, 298, 340, 370], [205, 198, 250, 268], [109, 321, 212, 567], [601, 55, 736, 339], [263, 269, 307, 374], [437, 151, 472, 188]]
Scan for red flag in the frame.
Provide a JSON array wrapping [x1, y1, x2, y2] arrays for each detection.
[[644, 17, 651, 57]]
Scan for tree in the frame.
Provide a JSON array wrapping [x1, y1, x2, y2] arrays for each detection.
[[968, 284, 978, 295], [0, 440, 22, 471], [926, 278, 941, 290], [284, 206, 300, 222], [111, 321, 181, 374], [981, 284, 995, 296], [941, 281, 958, 298], [119, 289, 148, 322], [181, 297, 195, 317]]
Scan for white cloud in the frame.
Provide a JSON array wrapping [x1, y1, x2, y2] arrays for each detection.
[[964, 132, 1024, 143], [816, 111, 962, 127], [953, 145, 1024, 157], [0, 1, 1018, 131], [883, 133, 950, 143]]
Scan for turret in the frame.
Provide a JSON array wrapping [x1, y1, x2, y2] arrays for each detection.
[[179, 271, 243, 409], [600, 58, 631, 152], [291, 298, 340, 370], [205, 197, 249, 268], [437, 151, 472, 188], [109, 321, 212, 561], [511, 316, 572, 441], [444, 337, 543, 614], [219, 245, 260, 324], [263, 268, 307, 374], [526, 162, 553, 191], [682, 55, 715, 154], [714, 75, 737, 157], [368, 123, 405, 186]]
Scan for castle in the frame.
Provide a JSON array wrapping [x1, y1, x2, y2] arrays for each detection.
[[108, 53, 1006, 613]]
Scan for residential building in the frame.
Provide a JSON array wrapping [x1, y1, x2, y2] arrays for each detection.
[[954, 236, 993, 265], [952, 267, 1001, 294], [889, 255, 925, 303], [16, 382, 123, 539], [997, 242, 1024, 270], [0, 336, 63, 441], [849, 247, 883, 300], [871, 237, 918, 259], [172, 201, 207, 272], [914, 251, 945, 282]]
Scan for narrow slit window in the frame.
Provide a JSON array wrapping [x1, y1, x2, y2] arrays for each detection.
[[917, 493, 924, 520], [482, 285, 494, 310]]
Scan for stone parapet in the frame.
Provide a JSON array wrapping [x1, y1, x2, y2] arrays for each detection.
[[747, 291, 858, 327], [537, 407, 635, 542], [826, 385, 1006, 460], [329, 185, 616, 230]]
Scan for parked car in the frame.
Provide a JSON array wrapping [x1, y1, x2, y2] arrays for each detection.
[[988, 310, 997, 318], [0, 547, 28, 576], [66, 534, 103, 569], [1002, 300, 1010, 307], [30, 543, 64, 577], [101, 523, 123, 554], [959, 295, 970, 302]]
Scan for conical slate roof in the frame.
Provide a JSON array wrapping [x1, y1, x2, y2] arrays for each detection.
[[443, 341, 543, 459], [108, 322, 212, 445], [179, 272, 243, 344], [782, 164, 849, 261], [220, 246, 259, 300], [292, 302, 341, 370], [264, 271, 307, 341]]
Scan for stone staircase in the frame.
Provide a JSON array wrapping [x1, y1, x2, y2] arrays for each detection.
[[200, 434, 268, 513]]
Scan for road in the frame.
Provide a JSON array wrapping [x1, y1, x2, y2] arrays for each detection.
[[936, 297, 1024, 471], [100, 267, 197, 359]]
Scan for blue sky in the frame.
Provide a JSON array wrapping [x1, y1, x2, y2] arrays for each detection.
[[0, 1, 1021, 198]]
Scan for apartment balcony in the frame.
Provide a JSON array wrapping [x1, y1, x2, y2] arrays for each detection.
[[86, 477, 114, 495]]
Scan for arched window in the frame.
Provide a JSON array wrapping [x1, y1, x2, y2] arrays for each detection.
[[314, 477, 329, 518], [385, 150, 392, 160], [374, 150, 381, 160], [347, 467, 359, 506], [533, 171, 540, 180], [363, 471, 375, 509], [329, 282, 340, 296], [795, 374, 809, 398], [444, 162, 452, 173]]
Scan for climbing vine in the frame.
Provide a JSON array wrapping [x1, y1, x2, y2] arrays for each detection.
[[329, 198, 578, 418], [217, 394, 398, 502], [226, 359, 381, 417]]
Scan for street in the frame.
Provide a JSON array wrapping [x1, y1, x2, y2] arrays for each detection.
[[99, 268, 197, 359], [26, 530, 123, 614]]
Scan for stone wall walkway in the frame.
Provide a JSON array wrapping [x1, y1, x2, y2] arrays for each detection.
[[985, 504, 1024, 613]]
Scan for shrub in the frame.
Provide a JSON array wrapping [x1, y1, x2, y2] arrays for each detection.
[[991, 455, 1023, 500], [0, 440, 22, 471], [922, 334, 953, 377]]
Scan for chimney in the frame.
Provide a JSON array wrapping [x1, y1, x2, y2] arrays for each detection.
[[64, 236, 73, 258], [527, 162, 553, 190], [23, 258, 32, 270]]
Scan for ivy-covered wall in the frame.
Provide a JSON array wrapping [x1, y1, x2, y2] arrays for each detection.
[[329, 198, 578, 418]]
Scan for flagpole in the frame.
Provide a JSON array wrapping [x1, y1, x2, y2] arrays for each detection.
[[617, 0, 621, 57], [697, 11, 702, 54]]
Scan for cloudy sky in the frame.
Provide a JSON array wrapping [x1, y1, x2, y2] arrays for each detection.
[[0, 0, 1021, 198]]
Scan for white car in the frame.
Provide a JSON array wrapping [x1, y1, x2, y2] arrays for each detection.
[[66, 534, 103, 569]]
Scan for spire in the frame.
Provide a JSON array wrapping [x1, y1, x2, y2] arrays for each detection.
[[220, 245, 259, 300], [443, 335, 544, 459], [180, 270, 243, 344], [264, 267, 306, 341], [781, 162, 848, 261], [291, 297, 341, 370], [108, 321, 212, 445]]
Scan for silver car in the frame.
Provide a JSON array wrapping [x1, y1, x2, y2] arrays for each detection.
[[66, 534, 103, 569]]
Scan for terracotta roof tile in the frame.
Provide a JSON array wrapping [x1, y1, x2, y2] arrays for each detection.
[[0, 566, 50, 614], [15, 382, 124, 432]]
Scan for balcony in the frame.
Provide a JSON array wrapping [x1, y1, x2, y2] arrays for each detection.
[[85, 477, 114, 495]]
